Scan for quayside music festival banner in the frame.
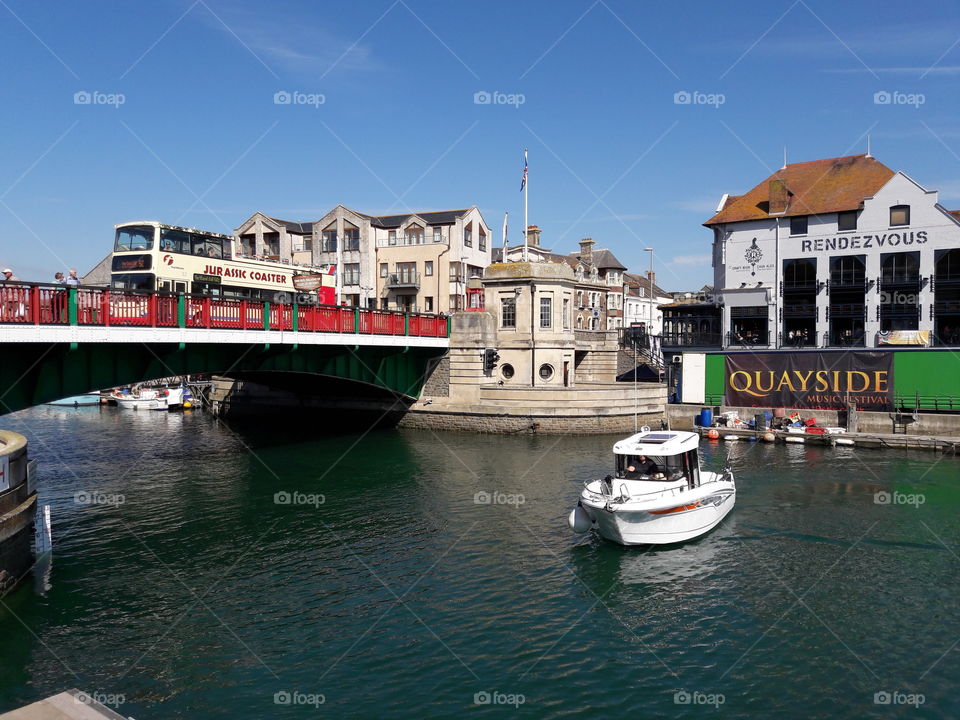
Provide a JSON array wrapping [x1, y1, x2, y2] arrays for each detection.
[[724, 352, 893, 410]]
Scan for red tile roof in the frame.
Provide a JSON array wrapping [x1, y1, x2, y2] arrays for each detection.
[[705, 154, 895, 226]]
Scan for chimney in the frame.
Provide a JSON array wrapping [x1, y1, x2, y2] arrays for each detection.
[[579, 237, 595, 267], [645, 269, 656, 286], [768, 178, 789, 214], [526, 225, 541, 247]]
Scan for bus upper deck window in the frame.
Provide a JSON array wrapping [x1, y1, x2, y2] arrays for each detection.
[[161, 229, 190, 254]]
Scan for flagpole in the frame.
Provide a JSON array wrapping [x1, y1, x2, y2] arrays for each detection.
[[523, 148, 528, 262], [502, 211, 508, 251]]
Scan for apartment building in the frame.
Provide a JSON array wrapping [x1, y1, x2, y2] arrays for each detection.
[[499, 228, 627, 330], [235, 206, 492, 311]]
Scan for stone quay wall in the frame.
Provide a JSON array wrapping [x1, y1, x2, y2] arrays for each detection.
[[398, 408, 664, 434]]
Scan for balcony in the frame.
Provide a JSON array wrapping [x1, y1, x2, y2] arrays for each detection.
[[828, 302, 865, 318], [823, 331, 865, 347], [829, 274, 866, 290], [783, 303, 816, 316], [934, 299, 960, 314], [880, 273, 920, 288], [661, 332, 722, 348], [386, 272, 421, 290]]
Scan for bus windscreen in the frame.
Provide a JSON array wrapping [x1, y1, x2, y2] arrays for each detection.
[[115, 226, 154, 252]]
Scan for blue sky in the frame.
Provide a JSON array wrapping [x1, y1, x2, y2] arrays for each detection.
[[1, 0, 959, 289]]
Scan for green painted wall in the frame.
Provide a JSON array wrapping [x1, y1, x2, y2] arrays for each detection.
[[704, 354, 726, 405], [893, 351, 960, 409]]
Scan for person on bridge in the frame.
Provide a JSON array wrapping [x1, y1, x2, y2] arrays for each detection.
[[2, 268, 24, 320], [65, 269, 81, 287]]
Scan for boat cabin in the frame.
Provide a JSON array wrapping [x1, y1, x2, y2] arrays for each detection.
[[612, 431, 702, 488]]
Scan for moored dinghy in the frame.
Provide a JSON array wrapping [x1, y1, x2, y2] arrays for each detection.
[[568, 430, 735, 545]]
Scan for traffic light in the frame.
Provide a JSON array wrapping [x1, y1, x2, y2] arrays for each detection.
[[483, 347, 499, 373]]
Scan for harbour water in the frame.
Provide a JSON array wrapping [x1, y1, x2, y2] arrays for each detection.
[[1, 406, 959, 718]]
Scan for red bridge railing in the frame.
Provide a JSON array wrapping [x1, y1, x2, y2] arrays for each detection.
[[0, 283, 450, 338]]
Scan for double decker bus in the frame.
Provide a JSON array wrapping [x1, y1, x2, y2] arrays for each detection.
[[110, 221, 335, 304]]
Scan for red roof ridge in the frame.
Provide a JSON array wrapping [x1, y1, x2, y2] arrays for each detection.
[[705, 154, 895, 226]]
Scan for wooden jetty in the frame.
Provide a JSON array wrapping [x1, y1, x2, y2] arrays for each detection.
[[697, 425, 960, 454]]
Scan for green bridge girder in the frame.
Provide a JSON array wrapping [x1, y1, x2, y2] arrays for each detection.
[[0, 342, 445, 415]]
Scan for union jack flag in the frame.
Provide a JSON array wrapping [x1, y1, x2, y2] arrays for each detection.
[[520, 149, 528, 191]]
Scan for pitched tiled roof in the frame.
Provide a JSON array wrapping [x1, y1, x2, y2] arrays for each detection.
[[368, 209, 470, 228], [624, 271, 670, 298], [568, 248, 627, 270], [705, 154, 895, 225], [949, 210, 960, 222], [269, 217, 314, 234]]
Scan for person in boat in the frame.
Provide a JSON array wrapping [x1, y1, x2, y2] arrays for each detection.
[[625, 455, 658, 478]]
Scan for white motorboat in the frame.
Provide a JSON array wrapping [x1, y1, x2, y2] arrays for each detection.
[[112, 388, 164, 410], [568, 430, 735, 545]]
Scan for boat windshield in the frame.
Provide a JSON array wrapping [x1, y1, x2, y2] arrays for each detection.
[[616, 454, 685, 480]]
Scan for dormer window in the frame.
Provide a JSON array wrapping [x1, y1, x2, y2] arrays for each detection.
[[890, 205, 910, 227], [837, 210, 858, 231], [790, 215, 808, 236]]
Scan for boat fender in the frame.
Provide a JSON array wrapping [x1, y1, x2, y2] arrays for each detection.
[[568, 502, 593, 533], [640, 425, 650, 433]]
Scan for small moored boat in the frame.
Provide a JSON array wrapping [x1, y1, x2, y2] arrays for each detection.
[[568, 430, 736, 545], [112, 388, 164, 410], [45, 392, 101, 407]]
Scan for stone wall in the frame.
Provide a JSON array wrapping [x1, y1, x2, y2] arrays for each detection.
[[421, 356, 450, 398], [398, 408, 664, 434]]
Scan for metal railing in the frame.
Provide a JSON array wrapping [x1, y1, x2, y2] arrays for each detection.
[[823, 331, 866, 347], [660, 332, 722, 348], [0, 283, 449, 338], [386, 272, 421, 289], [725, 330, 771, 348]]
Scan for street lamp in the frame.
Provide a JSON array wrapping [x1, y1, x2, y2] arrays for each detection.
[[645, 248, 654, 333]]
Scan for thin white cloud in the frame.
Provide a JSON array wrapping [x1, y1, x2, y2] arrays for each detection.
[[669, 253, 711, 266], [934, 181, 960, 202], [198, 4, 382, 76], [672, 197, 722, 213], [824, 66, 960, 76]]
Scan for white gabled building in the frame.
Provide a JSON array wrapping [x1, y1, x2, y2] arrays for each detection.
[[699, 154, 960, 348]]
